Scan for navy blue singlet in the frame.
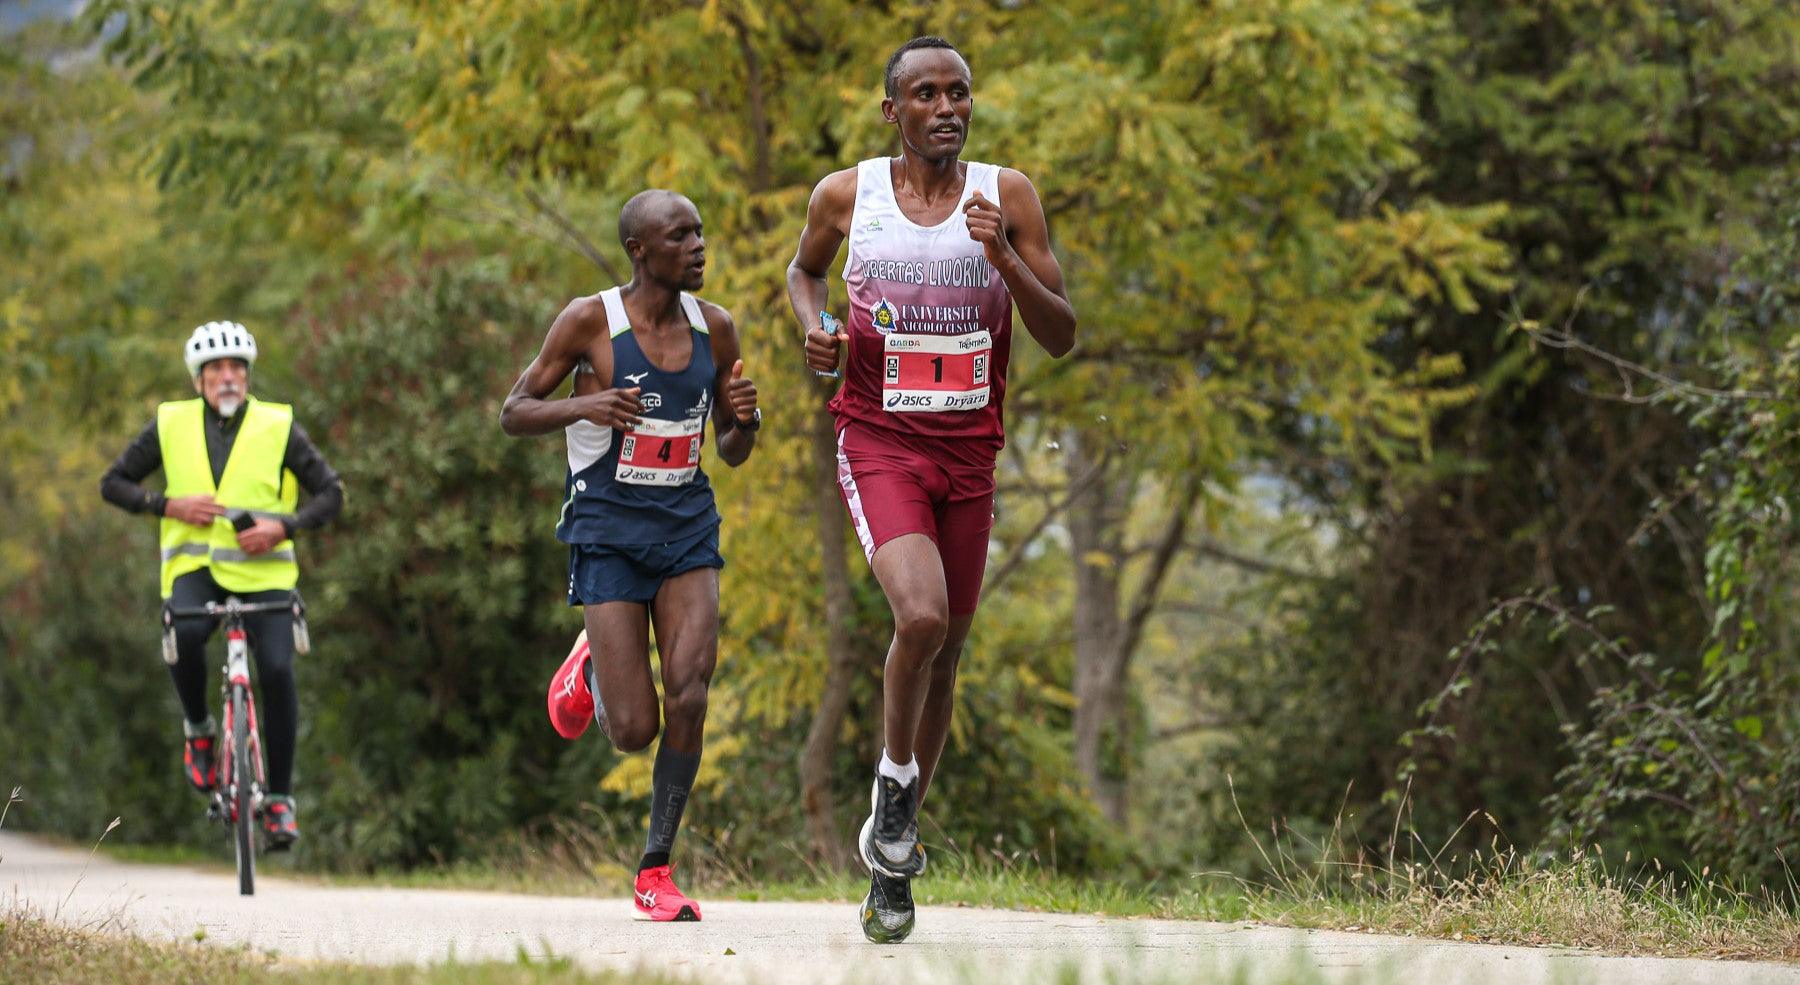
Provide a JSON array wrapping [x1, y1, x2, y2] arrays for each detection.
[[556, 287, 719, 546]]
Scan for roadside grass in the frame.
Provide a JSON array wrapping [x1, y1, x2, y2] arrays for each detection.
[[1253, 845, 1800, 962], [1217, 791, 1800, 964], [0, 914, 681, 985]]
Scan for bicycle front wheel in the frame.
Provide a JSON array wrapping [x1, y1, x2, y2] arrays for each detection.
[[230, 682, 256, 896]]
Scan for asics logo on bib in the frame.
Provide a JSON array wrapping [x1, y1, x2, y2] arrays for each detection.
[[886, 392, 982, 410]]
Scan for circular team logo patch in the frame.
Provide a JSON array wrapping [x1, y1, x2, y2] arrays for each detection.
[[871, 299, 900, 336]]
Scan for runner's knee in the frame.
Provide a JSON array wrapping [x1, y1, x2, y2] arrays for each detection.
[[663, 677, 710, 730], [609, 712, 660, 753], [893, 605, 949, 656]]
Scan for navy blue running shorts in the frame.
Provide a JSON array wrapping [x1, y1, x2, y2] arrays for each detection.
[[566, 525, 724, 606]]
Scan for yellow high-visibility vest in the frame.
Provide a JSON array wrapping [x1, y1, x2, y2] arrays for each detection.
[[156, 397, 300, 598]]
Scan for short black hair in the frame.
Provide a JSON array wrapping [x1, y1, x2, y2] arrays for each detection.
[[884, 36, 964, 100], [617, 189, 687, 249]]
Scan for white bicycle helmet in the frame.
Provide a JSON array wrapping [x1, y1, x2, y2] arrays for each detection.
[[183, 321, 258, 377]]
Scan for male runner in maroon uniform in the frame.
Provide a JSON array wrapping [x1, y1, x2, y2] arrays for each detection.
[[786, 36, 1077, 942]]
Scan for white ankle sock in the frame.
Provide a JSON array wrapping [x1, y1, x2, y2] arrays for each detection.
[[878, 750, 919, 786]]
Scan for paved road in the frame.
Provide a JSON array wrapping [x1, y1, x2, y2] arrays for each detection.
[[2, 831, 1796, 984]]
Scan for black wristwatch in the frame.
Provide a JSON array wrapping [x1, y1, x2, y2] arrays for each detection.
[[737, 408, 762, 432]]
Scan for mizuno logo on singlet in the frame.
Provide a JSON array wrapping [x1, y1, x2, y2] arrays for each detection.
[[625, 371, 650, 384]]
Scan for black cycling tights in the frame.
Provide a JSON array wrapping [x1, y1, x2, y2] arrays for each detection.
[[167, 570, 298, 796]]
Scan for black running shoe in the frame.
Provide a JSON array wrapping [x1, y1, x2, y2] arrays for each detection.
[[859, 771, 926, 878], [260, 795, 299, 850], [860, 870, 916, 944], [183, 733, 217, 794]]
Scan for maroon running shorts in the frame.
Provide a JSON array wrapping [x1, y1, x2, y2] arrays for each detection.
[[833, 419, 996, 616]]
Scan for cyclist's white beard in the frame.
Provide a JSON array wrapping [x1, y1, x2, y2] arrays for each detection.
[[215, 394, 243, 418]]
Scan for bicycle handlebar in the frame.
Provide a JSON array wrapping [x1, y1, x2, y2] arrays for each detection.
[[166, 595, 300, 620], [160, 591, 311, 664]]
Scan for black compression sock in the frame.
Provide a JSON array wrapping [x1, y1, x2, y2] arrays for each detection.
[[639, 851, 670, 872], [644, 745, 701, 864]]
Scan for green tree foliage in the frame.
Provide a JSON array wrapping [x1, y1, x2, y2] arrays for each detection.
[[1216, 0, 1800, 856], [1540, 184, 1800, 879], [287, 262, 586, 868]]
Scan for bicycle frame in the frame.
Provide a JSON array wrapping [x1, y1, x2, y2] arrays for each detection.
[[217, 620, 267, 825]]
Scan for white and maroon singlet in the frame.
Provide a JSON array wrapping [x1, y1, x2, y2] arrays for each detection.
[[830, 157, 1013, 458]]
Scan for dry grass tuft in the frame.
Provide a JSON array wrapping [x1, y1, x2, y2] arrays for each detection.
[[0, 914, 279, 984], [1246, 850, 1800, 961], [1224, 781, 1800, 963]]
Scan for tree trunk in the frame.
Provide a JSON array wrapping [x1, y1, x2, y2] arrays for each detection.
[[798, 406, 858, 866], [1068, 430, 1131, 825], [1068, 432, 1202, 827]]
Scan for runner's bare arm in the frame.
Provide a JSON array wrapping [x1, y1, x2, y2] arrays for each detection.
[[703, 302, 758, 468], [966, 169, 1076, 358], [788, 169, 857, 372], [499, 296, 644, 436]]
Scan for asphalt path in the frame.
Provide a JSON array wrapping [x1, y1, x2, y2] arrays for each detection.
[[3, 831, 1796, 984]]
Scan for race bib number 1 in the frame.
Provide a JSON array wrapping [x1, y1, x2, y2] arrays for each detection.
[[882, 330, 991, 413], [616, 416, 703, 486]]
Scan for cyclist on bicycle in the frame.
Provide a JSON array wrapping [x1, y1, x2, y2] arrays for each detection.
[[100, 321, 343, 848]]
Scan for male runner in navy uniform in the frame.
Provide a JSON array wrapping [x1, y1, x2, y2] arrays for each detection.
[[501, 189, 760, 921]]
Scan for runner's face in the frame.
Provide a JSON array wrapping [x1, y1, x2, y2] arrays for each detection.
[[193, 358, 249, 415], [630, 199, 707, 292], [883, 49, 972, 163]]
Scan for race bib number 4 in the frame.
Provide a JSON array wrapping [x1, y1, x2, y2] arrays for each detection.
[[616, 416, 704, 486], [882, 330, 991, 413]]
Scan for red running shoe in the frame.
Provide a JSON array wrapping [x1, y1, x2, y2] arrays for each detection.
[[633, 863, 702, 922], [546, 630, 593, 739]]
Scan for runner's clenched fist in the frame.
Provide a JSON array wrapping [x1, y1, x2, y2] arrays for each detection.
[[727, 360, 758, 423]]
